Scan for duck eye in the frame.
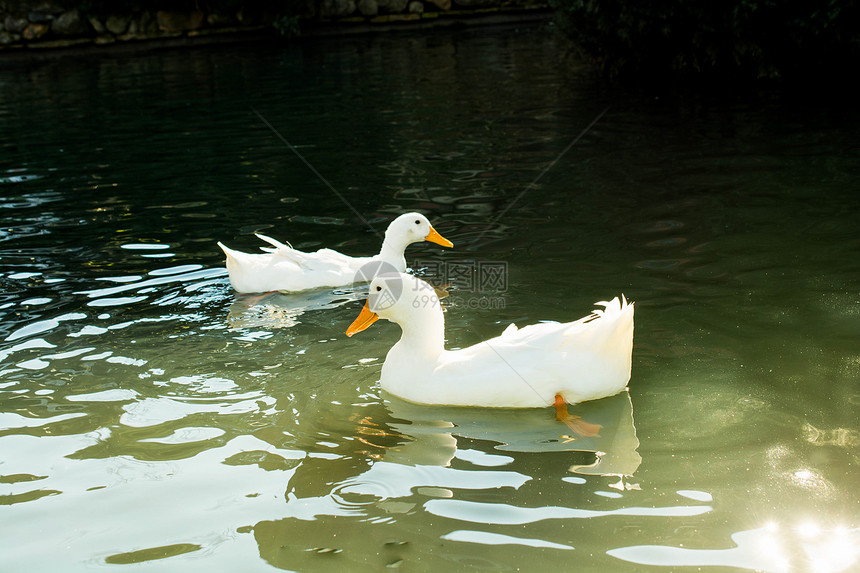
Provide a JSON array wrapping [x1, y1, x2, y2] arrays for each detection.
[[375, 286, 382, 292], [414, 220, 420, 225]]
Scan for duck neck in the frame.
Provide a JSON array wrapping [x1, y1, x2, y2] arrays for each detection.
[[378, 234, 408, 272], [393, 304, 445, 360]]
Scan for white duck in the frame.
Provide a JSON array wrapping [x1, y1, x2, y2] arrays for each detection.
[[346, 273, 634, 433], [218, 213, 452, 293]]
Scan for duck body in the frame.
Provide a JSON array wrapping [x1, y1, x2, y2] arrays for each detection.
[[347, 273, 634, 408], [218, 213, 452, 294], [219, 241, 376, 293]]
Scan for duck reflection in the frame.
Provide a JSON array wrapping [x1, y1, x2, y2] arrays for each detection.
[[226, 287, 364, 330], [250, 391, 641, 570], [383, 389, 641, 478]]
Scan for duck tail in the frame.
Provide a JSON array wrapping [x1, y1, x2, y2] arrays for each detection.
[[255, 233, 294, 252], [593, 295, 634, 319], [255, 233, 312, 268], [217, 242, 238, 265], [562, 295, 634, 349]]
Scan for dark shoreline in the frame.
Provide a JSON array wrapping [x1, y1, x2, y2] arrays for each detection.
[[1, 6, 553, 62]]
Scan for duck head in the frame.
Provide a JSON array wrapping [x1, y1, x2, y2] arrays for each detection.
[[346, 273, 441, 337], [385, 213, 453, 249]]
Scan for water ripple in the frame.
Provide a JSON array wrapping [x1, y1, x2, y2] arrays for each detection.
[[120, 393, 273, 428], [77, 267, 225, 300], [338, 461, 530, 502], [442, 529, 574, 550], [5, 313, 87, 342], [424, 499, 712, 525]]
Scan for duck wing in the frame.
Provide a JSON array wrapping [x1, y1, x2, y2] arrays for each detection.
[[255, 234, 370, 273], [430, 297, 634, 407]]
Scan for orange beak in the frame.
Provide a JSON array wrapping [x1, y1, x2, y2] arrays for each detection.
[[346, 302, 379, 337], [424, 225, 453, 248]]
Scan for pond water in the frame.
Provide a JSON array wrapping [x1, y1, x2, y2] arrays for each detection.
[[1, 24, 858, 572]]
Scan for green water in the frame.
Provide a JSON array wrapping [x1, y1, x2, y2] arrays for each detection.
[[1, 25, 858, 572]]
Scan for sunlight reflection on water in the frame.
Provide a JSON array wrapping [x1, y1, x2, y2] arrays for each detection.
[[609, 522, 860, 573]]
